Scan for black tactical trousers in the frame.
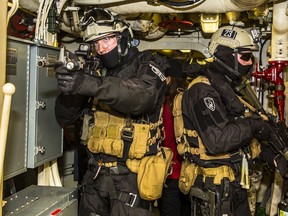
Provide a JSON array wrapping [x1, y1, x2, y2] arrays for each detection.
[[190, 177, 251, 216], [78, 166, 152, 216], [158, 178, 191, 216]]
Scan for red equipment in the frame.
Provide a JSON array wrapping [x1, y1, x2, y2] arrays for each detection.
[[251, 60, 288, 121]]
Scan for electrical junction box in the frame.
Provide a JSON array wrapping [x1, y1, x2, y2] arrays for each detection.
[[2, 185, 78, 216], [27, 42, 63, 168], [5, 37, 63, 179]]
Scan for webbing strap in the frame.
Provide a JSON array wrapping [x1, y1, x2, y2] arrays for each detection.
[[117, 191, 141, 208], [105, 173, 146, 208], [181, 128, 231, 159], [188, 76, 210, 89], [237, 96, 269, 121], [106, 173, 118, 200], [183, 128, 198, 137]]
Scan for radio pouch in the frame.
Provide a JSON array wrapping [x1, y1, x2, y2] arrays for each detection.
[[137, 147, 173, 200]]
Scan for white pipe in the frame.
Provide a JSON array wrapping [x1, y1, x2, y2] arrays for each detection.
[[231, 0, 267, 7], [73, 0, 127, 4], [34, 0, 45, 41], [72, 10, 80, 32], [39, 0, 53, 42], [7, 0, 19, 26], [19, 0, 268, 14], [72, 0, 266, 14], [38, 162, 51, 186], [62, 11, 72, 27], [0, 83, 15, 214], [51, 159, 63, 187], [37, 166, 44, 185], [19, 0, 39, 12], [49, 164, 56, 187], [271, 0, 288, 61]]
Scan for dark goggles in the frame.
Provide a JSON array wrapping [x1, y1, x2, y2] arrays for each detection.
[[239, 52, 253, 61], [80, 8, 114, 30]]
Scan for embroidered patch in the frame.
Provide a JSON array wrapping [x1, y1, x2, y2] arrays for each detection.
[[204, 97, 215, 111], [149, 63, 166, 81]]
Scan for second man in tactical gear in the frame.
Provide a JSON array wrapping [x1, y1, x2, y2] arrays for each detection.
[[175, 26, 288, 216]]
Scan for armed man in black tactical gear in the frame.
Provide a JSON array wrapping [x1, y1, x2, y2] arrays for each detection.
[[54, 8, 201, 216], [175, 26, 288, 216]]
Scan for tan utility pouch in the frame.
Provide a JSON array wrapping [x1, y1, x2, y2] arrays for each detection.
[[178, 160, 199, 194], [128, 123, 150, 159], [87, 111, 125, 157], [137, 147, 173, 200]]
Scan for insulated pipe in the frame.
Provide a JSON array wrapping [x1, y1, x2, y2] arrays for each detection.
[[0, 0, 8, 111], [19, 0, 268, 13], [38, 162, 52, 186], [231, 0, 267, 7], [0, 83, 16, 215], [271, 0, 288, 61], [72, 0, 266, 13], [7, 0, 19, 26], [19, 0, 39, 13], [51, 159, 63, 187], [53, 0, 267, 39], [34, 0, 45, 42]]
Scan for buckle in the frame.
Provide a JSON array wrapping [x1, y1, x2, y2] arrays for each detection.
[[109, 166, 119, 175], [126, 193, 137, 207], [121, 126, 134, 142]]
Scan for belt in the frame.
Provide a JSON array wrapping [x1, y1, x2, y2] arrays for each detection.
[[88, 164, 130, 175]]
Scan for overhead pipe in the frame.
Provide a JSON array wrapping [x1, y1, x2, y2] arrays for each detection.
[[19, 0, 268, 40], [71, 0, 267, 13], [19, 0, 268, 13], [230, 0, 267, 7]]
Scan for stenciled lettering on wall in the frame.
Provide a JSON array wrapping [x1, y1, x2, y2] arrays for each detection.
[[6, 48, 18, 75]]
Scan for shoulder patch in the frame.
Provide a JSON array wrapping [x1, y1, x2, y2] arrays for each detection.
[[204, 97, 215, 111], [149, 63, 166, 81]]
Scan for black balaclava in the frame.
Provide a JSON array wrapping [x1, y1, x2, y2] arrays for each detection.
[[98, 45, 119, 69], [98, 30, 130, 69], [214, 45, 253, 84]]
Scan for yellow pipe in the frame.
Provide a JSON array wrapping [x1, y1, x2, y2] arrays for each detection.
[[0, 0, 8, 111], [0, 1, 9, 214]]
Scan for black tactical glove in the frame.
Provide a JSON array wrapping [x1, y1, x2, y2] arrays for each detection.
[[248, 115, 272, 141], [55, 93, 89, 127], [55, 65, 85, 94], [274, 154, 288, 179], [259, 144, 288, 179]]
